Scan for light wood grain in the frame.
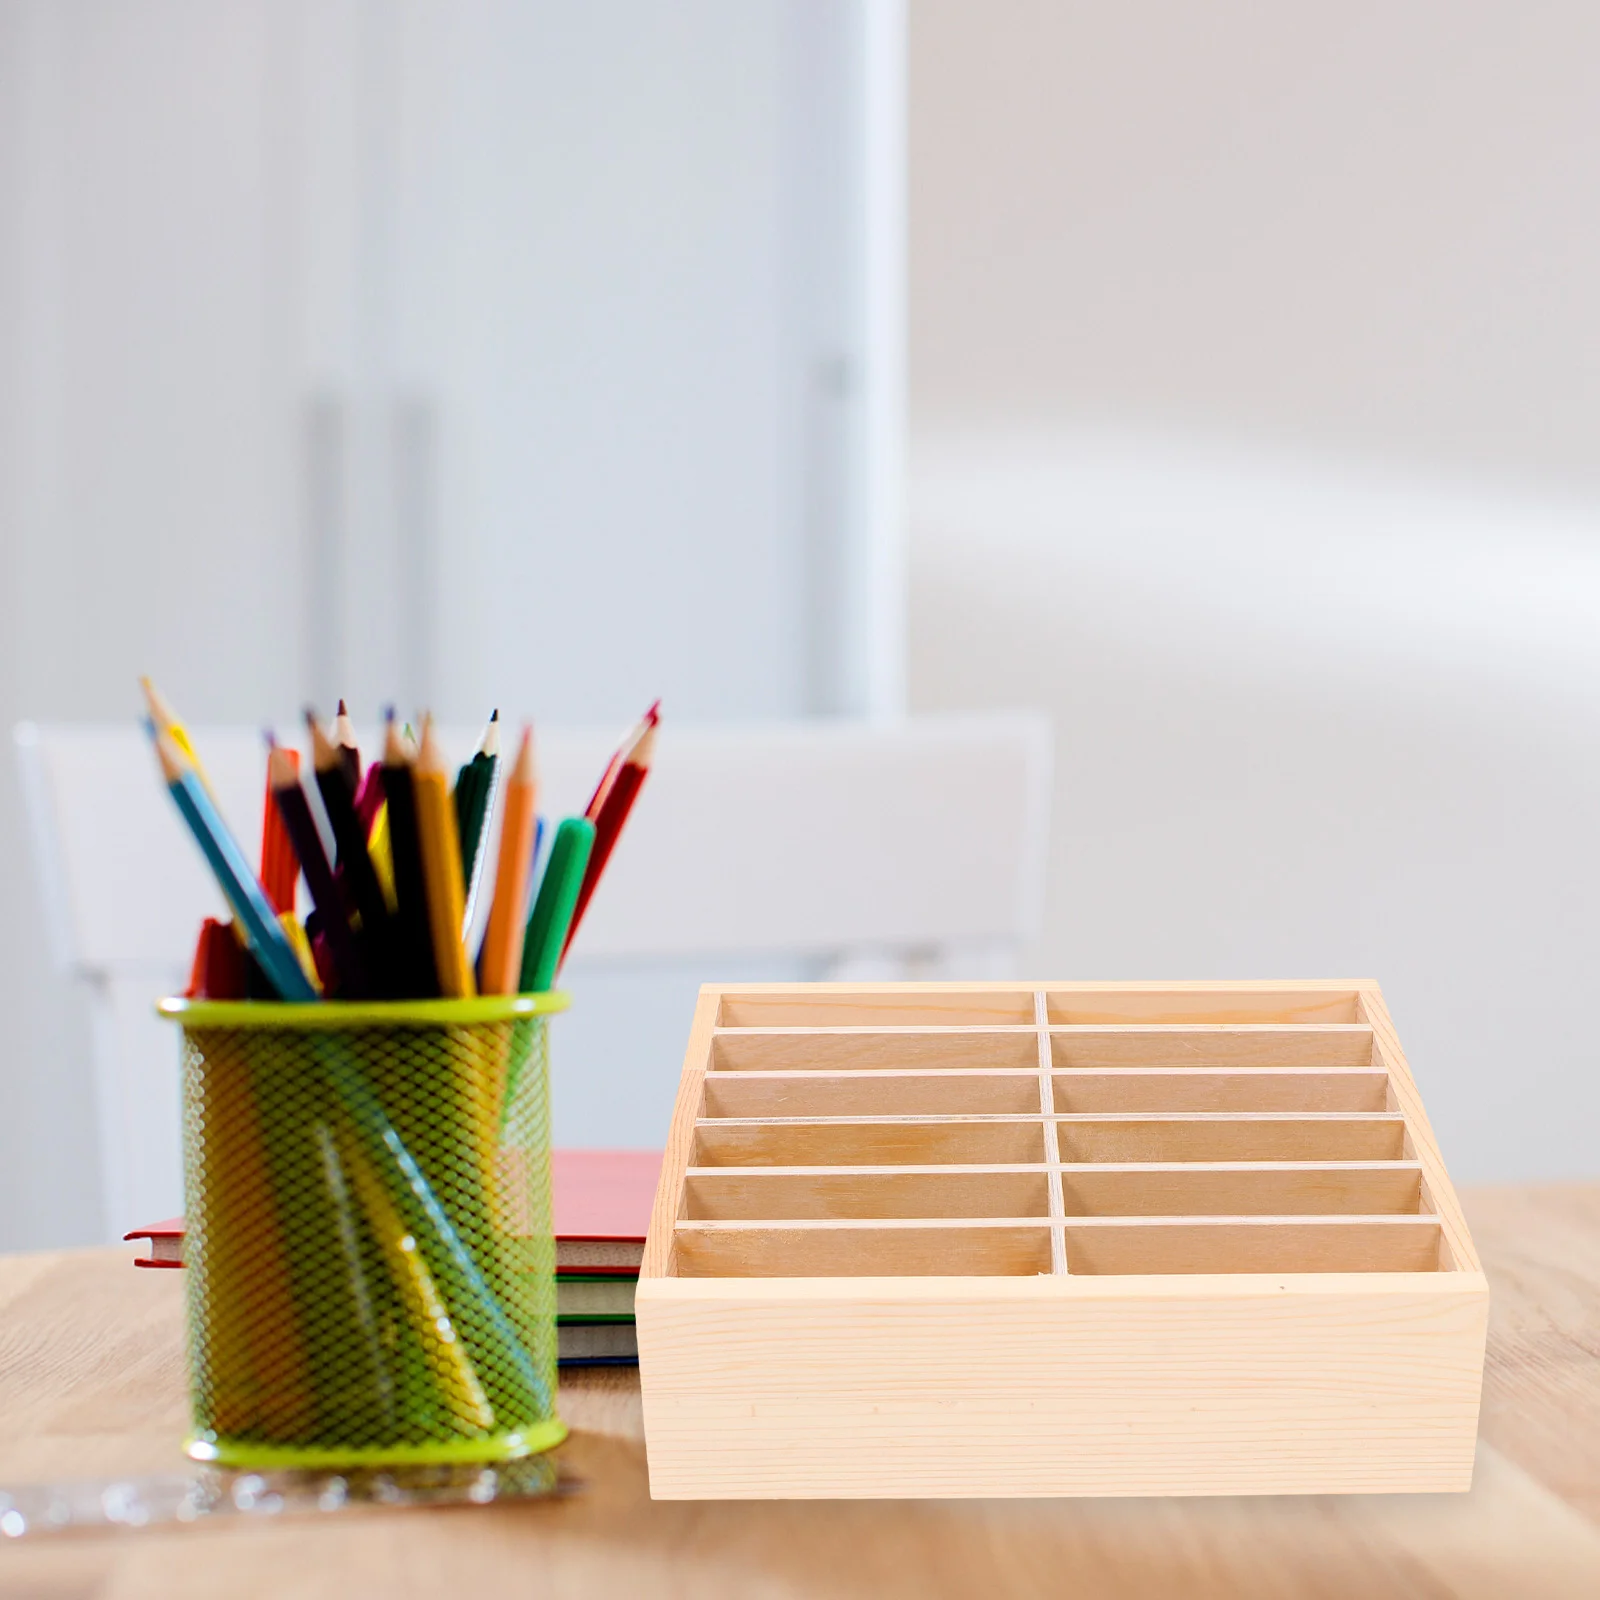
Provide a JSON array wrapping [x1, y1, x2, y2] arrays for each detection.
[[637, 1271, 1486, 1497], [673, 1220, 1055, 1277], [1463, 1182, 1600, 1525], [1058, 1160, 1423, 1216], [1050, 1023, 1375, 1067], [1052, 1067, 1390, 1113], [1051, 1113, 1408, 1163], [1358, 986, 1481, 1274], [641, 985, 721, 1279], [639, 981, 1487, 1498], [693, 1116, 1048, 1167], [684, 1166, 1053, 1220], [716, 990, 1038, 1027], [1060, 1215, 1444, 1275], [702, 1069, 1043, 1118], [0, 1192, 1595, 1598], [711, 1028, 1039, 1072]]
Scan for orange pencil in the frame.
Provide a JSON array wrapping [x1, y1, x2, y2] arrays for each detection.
[[477, 726, 538, 995], [414, 717, 476, 998], [259, 745, 299, 914]]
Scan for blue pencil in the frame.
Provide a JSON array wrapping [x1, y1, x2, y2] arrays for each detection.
[[147, 721, 318, 1002], [523, 815, 547, 922]]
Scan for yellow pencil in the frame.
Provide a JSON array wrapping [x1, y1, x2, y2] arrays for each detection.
[[414, 716, 476, 997], [139, 676, 213, 794], [477, 726, 538, 995]]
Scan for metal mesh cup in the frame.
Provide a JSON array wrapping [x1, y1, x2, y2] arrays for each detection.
[[157, 995, 569, 1470]]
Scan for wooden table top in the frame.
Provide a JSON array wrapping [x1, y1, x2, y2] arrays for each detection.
[[1, 1183, 1597, 1598]]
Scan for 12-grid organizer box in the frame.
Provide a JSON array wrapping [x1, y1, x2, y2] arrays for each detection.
[[636, 981, 1488, 1499]]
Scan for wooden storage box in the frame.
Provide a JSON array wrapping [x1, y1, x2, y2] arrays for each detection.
[[636, 981, 1488, 1499]]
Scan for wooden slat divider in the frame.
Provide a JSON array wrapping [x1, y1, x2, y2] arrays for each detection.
[[702, 1069, 1043, 1119], [1050, 1023, 1374, 1067], [1052, 1068, 1389, 1113], [1036, 990, 1068, 1273], [1062, 1215, 1444, 1275]]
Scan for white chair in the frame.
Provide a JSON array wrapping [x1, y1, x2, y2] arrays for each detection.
[[16, 714, 1052, 1239]]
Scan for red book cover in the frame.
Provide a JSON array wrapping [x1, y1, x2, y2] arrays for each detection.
[[123, 1217, 185, 1269], [126, 1148, 662, 1270], [551, 1149, 660, 1240]]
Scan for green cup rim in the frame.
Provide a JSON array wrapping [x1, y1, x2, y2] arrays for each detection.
[[157, 993, 570, 1029]]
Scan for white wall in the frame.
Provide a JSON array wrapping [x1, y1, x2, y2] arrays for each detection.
[[0, 1, 903, 1249], [906, 4, 1600, 1182], [910, 433, 1600, 1185], [910, 1, 1600, 496]]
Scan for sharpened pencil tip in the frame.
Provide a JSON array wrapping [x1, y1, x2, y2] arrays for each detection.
[[337, 698, 348, 716], [262, 728, 278, 749], [644, 698, 661, 725]]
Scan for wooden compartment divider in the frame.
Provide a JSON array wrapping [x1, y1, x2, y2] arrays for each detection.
[[638, 981, 1488, 1500]]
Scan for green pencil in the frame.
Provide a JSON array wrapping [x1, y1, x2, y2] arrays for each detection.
[[455, 710, 500, 926], [518, 817, 595, 993]]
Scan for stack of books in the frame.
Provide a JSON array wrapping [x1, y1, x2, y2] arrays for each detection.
[[127, 1148, 660, 1369], [551, 1148, 657, 1366]]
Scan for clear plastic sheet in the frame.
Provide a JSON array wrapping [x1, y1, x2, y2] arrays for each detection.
[[0, 1455, 568, 1540]]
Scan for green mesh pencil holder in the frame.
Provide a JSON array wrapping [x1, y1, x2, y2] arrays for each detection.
[[158, 994, 569, 1471]]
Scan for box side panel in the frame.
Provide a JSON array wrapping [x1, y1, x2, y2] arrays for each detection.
[[641, 986, 721, 1279], [1357, 985, 1480, 1272], [637, 1277, 1488, 1499]]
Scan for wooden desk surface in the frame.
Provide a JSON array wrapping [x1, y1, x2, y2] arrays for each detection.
[[1, 1183, 1597, 1598]]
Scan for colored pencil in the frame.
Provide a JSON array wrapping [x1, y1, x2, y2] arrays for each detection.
[[415, 717, 476, 998], [259, 745, 300, 915], [381, 714, 438, 998], [583, 699, 660, 820], [455, 710, 500, 919], [186, 917, 247, 1000], [561, 720, 655, 966], [478, 726, 538, 995], [140, 676, 214, 794], [354, 758, 386, 834], [525, 815, 547, 921], [147, 724, 317, 1002], [269, 739, 366, 997], [307, 709, 396, 994], [333, 698, 362, 789], [520, 816, 595, 992]]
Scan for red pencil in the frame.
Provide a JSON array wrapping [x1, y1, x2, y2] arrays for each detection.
[[560, 719, 656, 967], [583, 699, 660, 819], [259, 746, 300, 914]]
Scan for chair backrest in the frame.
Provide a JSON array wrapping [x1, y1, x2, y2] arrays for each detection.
[[16, 714, 1052, 1237]]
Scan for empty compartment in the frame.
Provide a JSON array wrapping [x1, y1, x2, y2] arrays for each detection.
[[703, 1070, 1044, 1119], [1053, 1115, 1407, 1163], [1047, 990, 1361, 1026], [710, 1029, 1039, 1073], [694, 1117, 1048, 1167], [716, 990, 1038, 1028], [685, 1167, 1052, 1220], [673, 1220, 1054, 1276], [1059, 1163, 1424, 1216], [1050, 1025, 1374, 1068], [1062, 1217, 1443, 1274], [1052, 1069, 1389, 1114]]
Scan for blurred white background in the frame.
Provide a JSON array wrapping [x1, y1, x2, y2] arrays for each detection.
[[4, 1, 1598, 1248], [907, 2, 1600, 1186], [0, 0, 903, 1247]]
